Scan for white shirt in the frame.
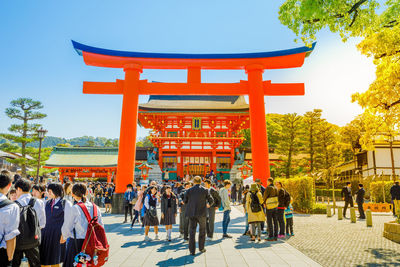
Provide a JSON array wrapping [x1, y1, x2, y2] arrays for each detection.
[[16, 193, 46, 229], [61, 200, 103, 239], [0, 193, 20, 248]]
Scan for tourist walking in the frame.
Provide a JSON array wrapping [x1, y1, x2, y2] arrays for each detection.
[[179, 182, 191, 240], [61, 183, 104, 267], [94, 183, 104, 208], [242, 185, 250, 236], [143, 186, 160, 241], [40, 183, 69, 267], [160, 185, 177, 241], [341, 182, 353, 218], [356, 184, 366, 219], [246, 184, 265, 242], [263, 178, 279, 241], [183, 176, 214, 255], [255, 178, 266, 233], [204, 179, 221, 240], [104, 183, 113, 213], [0, 173, 20, 267], [220, 180, 232, 238], [390, 181, 400, 216], [131, 185, 144, 228], [231, 183, 237, 204], [123, 184, 136, 223], [276, 181, 290, 237], [13, 178, 46, 267]]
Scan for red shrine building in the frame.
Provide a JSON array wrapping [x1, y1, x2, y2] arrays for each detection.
[[138, 95, 249, 180]]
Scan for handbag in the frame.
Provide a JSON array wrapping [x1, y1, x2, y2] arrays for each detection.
[[146, 206, 157, 218], [265, 196, 279, 210]]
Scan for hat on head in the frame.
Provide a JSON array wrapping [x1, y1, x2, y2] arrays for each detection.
[[250, 183, 259, 192]]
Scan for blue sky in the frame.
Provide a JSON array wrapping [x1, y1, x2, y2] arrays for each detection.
[[0, 0, 375, 139]]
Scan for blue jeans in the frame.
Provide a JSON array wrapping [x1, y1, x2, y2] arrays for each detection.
[[222, 210, 231, 235]]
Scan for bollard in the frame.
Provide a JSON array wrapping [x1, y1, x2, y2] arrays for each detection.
[[337, 207, 343, 220], [366, 209, 373, 227], [327, 205, 332, 217], [350, 207, 356, 223]]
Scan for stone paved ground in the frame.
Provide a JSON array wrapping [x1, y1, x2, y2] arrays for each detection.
[[285, 212, 400, 267], [103, 206, 321, 266]]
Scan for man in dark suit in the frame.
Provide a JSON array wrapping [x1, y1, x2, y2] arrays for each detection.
[[341, 182, 354, 218], [390, 181, 400, 216], [184, 176, 214, 255], [179, 182, 192, 240], [204, 179, 221, 240], [356, 184, 366, 219]]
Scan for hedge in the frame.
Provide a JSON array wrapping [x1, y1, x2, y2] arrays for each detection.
[[370, 181, 393, 203], [315, 189, 341, 198], [311, 203, 327, 214], [277, 176, 314, 213]]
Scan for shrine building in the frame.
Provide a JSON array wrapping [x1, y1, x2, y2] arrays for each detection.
[[138, 95, 249, 180]]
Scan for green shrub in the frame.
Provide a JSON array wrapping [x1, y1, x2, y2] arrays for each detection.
[[277, 176, 314, 213], [311, 203, 327, 214], [370, 181, 392, 203]]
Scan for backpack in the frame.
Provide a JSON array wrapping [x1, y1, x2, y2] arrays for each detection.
[[15, 198, 41, 250], [211, 189, 221, 208], [76, 202, 109, 266], [250, 192, 262, 213]]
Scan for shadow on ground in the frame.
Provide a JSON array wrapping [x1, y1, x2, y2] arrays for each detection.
[[355, 248, 400, 267]]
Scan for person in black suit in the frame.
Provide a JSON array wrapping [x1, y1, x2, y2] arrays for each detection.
[[184, 176, 214, 256], [356, 184, 366, 219], [204, 179, 221, 240], [390, 181, 400, 216], [341, 182, 354, 218]]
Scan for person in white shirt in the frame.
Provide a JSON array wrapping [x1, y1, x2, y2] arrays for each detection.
[[0, 173, 20, 267], [13, 178, 46, 267], [61, 183, 103, 267]]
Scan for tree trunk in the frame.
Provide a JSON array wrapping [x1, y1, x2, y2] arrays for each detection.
[[389, 139, 396, 180], [21, 116, 28, 177]]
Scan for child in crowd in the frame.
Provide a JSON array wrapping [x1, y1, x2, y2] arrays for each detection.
[[285, 199, 294, 236]]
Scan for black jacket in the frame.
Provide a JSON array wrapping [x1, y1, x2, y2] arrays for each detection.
[[277, 188, 289, 208], [390, 184, 400, 200], [356, 188, 365, 203], [184, 184, 214, 218], [160, 193, 177, 215], [341, 187, 352, 201], [209, 187, 221, 208]]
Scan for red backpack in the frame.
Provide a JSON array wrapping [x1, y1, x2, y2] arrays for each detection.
[[77, 202, 109, 266]]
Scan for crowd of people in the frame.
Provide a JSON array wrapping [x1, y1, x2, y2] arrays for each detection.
[[4, 166, 397, 265], [121, 175, 295, 255], [0, 170, 106, 267]]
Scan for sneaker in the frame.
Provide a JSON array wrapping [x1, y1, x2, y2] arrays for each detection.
[[278, 235, 285, 238], [222, 234, 232, 238], [123, 220, 127, 223], [154, 235, 160, 240], [144, 236, 151, 241], [168, 238, 172, 242], [200, 249, 206, 253], [290, 233, 295, 236]]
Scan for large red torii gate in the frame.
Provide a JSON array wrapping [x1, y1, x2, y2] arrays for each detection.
[[72, 41, 315, 196]]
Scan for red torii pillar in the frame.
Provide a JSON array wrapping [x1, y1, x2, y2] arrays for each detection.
[[72, 40, 315, 212]]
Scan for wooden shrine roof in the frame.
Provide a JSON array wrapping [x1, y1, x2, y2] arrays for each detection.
[[139, 95, 249, 112], [45, 147, 153, 168]]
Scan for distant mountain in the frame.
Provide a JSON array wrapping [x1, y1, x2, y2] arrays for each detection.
[[1, 136, 118, 148]]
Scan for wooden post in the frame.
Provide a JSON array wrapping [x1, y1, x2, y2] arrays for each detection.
[[350, 207, 357, 223], [338, 207, 343, 220], [366, 209, 373, 227], [246, 65, 270, 185]]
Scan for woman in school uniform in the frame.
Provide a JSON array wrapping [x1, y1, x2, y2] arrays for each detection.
[[63, 183, 74, 204], [143, 186, 159, 241], [40, 183, 69, 267], [160, 185, 177, 242], [61, 183, 103, 267]]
